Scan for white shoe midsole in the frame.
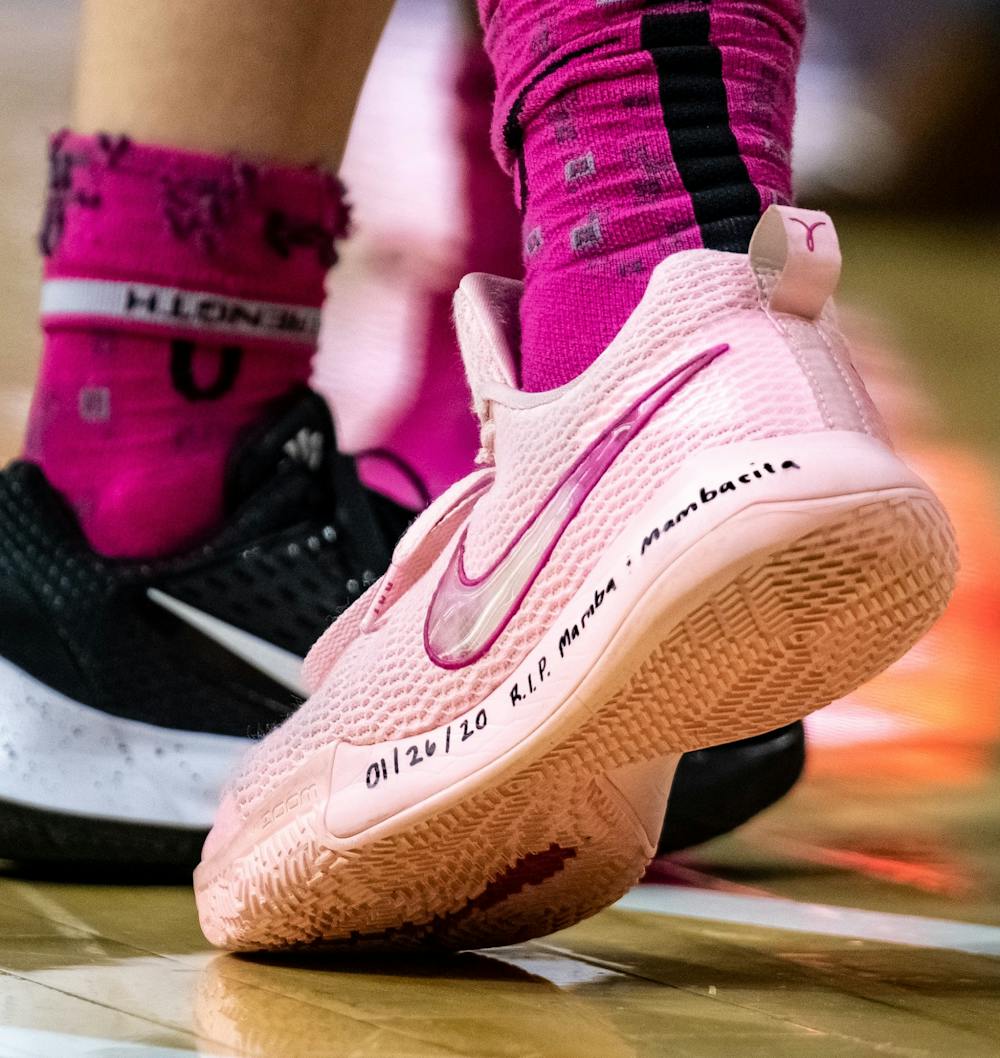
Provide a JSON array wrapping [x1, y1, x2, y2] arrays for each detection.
[[0, 656, 251, 828]]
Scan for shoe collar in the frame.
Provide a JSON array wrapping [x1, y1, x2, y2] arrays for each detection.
[[455, 205, 841, 438]]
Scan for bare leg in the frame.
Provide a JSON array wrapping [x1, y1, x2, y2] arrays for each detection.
[[74, 0, 394, 166]]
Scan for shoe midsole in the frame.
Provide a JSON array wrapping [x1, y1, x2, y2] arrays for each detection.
[[0, 655, 250, 828]]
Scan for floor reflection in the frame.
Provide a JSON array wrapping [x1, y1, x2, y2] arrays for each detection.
[[194, 948, 637, 1058]]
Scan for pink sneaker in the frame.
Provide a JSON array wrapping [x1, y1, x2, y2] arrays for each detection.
[[195, 208, 957, 951]]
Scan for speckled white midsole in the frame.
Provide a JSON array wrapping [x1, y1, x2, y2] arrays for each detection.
[[0, 656, 249, 827]]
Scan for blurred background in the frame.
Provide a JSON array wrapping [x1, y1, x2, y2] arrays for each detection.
[[1, 0, 999, 903]]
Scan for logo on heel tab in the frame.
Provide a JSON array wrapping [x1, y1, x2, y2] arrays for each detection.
[[789, 218, 827, 253]]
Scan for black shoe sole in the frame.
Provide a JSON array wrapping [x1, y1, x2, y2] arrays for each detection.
[[658, 722, 806, 854], [0, 797, 206, 876]]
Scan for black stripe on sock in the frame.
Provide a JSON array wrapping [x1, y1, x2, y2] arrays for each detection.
[[640, 9, 760, 252], [502, 38, 618, 212]]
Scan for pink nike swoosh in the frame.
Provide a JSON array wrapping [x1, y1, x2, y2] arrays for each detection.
[[424, 343, 731, 669]]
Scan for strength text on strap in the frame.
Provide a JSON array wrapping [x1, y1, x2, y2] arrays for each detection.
[[41, 279, 321, 345]]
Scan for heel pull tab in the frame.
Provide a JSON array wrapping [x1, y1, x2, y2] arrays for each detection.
[[749, 206, 841, 320]]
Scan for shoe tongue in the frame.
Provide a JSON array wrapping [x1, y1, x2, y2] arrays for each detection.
[[224, 386, 335, 512], [453, 273, 522, 400]]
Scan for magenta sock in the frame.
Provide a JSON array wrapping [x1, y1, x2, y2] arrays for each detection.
[[357, 290, 481, 510], [478, 0, 804, 391], [356, 39, 522, 509], [27, 132, 347, 557]]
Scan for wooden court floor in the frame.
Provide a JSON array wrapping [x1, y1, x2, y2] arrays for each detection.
[[2, 2, 1000, 1056]]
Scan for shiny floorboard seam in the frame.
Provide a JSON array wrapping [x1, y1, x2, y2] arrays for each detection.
[[613, 885, 1000, 957]]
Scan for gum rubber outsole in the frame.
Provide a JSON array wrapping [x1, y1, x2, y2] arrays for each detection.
[[196, 491, 957, 952]]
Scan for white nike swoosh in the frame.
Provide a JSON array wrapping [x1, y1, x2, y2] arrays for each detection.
[[147, 588, 307, 696], [424, 344, 731, 669]]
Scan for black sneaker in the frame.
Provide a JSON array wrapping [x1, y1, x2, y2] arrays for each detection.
[[0, 387, 413, 869], [658, 722, 806, 855]]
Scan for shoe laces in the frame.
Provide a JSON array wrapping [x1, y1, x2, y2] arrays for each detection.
[[474, 400, 496, 467]]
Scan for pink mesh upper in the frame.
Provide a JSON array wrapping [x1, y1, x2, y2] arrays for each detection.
[[228, 239, 886, 819]]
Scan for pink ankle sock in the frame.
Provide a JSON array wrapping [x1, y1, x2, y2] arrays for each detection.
[[326, 36, 522, 510], [478, 0, 804, 391], [27, 132, 347, 557], [361, 40, 524, 508]]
